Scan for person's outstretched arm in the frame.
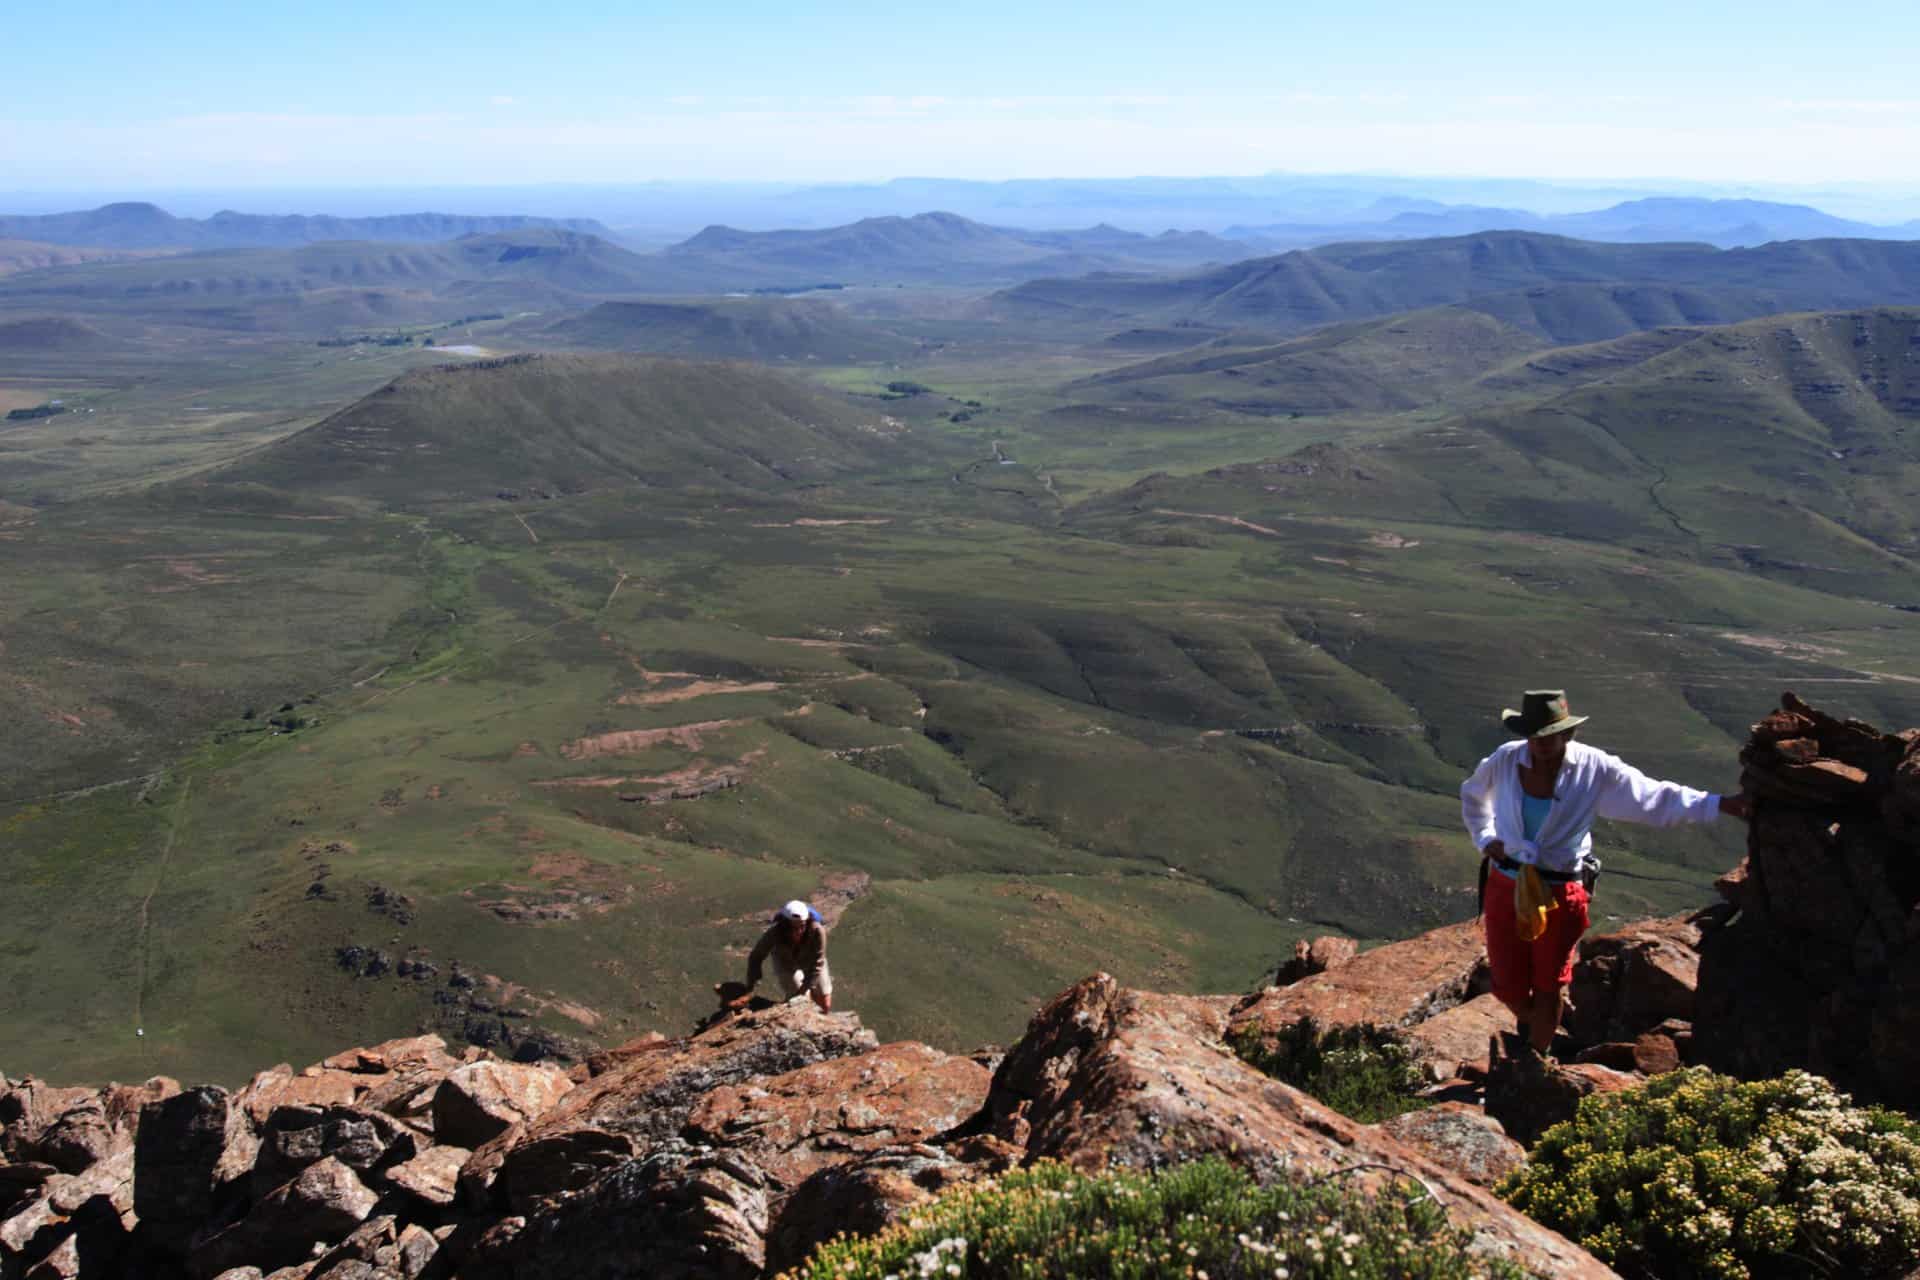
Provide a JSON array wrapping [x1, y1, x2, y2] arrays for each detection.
[[1594, 753, 1724, 827]]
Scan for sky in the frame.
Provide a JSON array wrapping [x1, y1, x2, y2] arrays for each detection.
[[5, 0, 1920, 191]]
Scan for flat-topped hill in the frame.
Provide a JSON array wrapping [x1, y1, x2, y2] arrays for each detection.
[[217, 352, 907, 503], [541, 297, 917, 362]]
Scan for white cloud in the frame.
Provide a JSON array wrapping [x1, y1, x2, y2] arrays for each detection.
[[489, 95, 518, 107]]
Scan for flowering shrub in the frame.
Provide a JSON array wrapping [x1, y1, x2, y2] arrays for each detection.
[[1498, 1067, 1920, 1279], [782, 1156, 1527, 1279], [1230, 1017, 1432, 1123]]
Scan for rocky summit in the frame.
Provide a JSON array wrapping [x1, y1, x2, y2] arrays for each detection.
[[7, 692, 1920, 1279]]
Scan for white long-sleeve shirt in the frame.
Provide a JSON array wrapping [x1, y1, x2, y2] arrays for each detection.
[[1460, 739, 1722, 874]]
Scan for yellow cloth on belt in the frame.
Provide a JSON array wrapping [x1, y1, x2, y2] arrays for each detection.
[[1514, 864, 1557, 942]]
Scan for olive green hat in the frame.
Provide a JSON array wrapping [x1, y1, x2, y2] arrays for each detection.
[[1502, 689, 1589, 738]]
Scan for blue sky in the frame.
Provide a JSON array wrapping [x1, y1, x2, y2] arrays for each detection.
[[6, 0, 1919, 188]]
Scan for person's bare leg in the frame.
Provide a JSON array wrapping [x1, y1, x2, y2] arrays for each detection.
[[810, 988, 831, 1012], [1528, 985, 1563, 1055]]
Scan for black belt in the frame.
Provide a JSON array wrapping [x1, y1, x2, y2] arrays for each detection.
[[1489, 852, 1580, 884]]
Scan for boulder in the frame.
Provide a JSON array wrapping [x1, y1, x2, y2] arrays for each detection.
[[431, 1062, 574, 1150], [1228, 921, 1487, 1049], [459, 1151, 770, 1280], [322, 1035, 457, 1077], [1483, 1038, 1637, 1146], [235, 1066, 365, 1126], [980, 974, 1620, 1279], [466, 1000, 876, 1209], [380, 1144, 469, 1210], [189, 1157, 377, 1279], [0, 1083, 95, 1164], [251, 1105, 417, 1197], [1376, 1103, 1526, 1188], [1563, 914, 1705, 1048], [1404, 992, 1511, 1080], [766, 1142, 1008, 1275], [1273, 934, 1358, 985], [306, 1214, 440, 1280], [681, 1041, 990, 1191], [1693, 695, 1920, 1108], [133, 1087, 258, 1258], [24, 1098, 114, 1177]]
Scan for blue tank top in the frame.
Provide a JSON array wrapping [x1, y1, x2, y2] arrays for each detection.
[[1521, 792, 1554, 842]]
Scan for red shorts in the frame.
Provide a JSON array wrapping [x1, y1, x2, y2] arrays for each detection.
[[1483, 865, 1591, 1005]]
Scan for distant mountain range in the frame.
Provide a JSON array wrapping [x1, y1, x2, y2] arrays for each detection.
[[1227, 197, 1920, 251], [0, 202, 616, 250], [660, 210, 1262, 284], [992, 231, 1920, 345]]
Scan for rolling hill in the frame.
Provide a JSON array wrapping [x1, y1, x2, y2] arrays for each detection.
[[991, 232, 1920, 342], [218, 352, 910, 502], [0, 202, 618, 249], [539, 297, 919, 361], [0, 238, 168, 277], [660, 211, 1259, 285], [1077, 308, 1548, 416], [1080, 307, 1920, 597]]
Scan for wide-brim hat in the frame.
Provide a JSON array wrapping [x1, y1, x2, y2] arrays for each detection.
[[1501, 689, 1589, 738]]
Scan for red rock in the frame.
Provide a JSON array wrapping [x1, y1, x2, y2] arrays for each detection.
[[381, 1144, 469, 1209], [1484, 1038, 1638, 1146], [430, 1062, 574, 1150], [0, 1081, 96, 1163], [989, 974, 1619, 1279], [1228, 921, 1487, 1049], [1404, 992, 1511, 1080], [684, 1041, 989, 1190], [459, 1151, 769, 1280], [1273, 934, 1359, 985], [322, 1035, 457, 1076], [235, 1065, 365, 1125], [467, 1000, 877, 1209], [765, 1143, 1004, 1274], [133, 1087, 258, 1258], [1376, 1102, 1526, 1188], [579, 1032, 670, 1079], [250, 1104, 417, 1197], [1565, 914, 1704, 1047], [189, 1157, 378, 1279]]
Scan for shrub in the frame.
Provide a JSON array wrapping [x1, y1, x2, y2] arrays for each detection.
[[1231, 1017, 1432, 1123], [1497, 1067, 1920, 1280], [782, 1156, 1526, 1279]]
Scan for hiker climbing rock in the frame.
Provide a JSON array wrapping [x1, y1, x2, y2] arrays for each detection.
[[1460, 689, 1748, 1056], [743, 899, 833, 1011]]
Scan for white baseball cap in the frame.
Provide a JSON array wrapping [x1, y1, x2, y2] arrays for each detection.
[[778, 899, 811, 922]]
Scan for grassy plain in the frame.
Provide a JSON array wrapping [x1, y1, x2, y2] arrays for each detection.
[[7, 273, 1920, 1085]]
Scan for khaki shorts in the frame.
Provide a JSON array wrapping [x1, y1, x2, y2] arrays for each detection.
[[776, 960, 833, 999]]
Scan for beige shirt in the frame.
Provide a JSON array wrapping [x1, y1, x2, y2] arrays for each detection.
[[747, 920, 828, 993]]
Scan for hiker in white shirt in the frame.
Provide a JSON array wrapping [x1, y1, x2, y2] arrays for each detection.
[[1461, 689, 1748, 1056]]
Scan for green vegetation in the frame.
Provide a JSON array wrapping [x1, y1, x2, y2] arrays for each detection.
[[1231, 1018, 1432, 1123], [785, 1157, 1526, 1280], [1498, 1069, 1920, 1280], [8, 225, 1920, 1086]]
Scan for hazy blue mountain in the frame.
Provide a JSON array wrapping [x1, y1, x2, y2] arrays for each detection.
[[1226, 198, 1919, 251], [0, 203, 618, 250], [657, 211, 1266, 284]]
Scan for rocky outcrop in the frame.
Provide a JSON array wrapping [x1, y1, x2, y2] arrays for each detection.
[[1483, 1037, 1637, 1146], [1228, 921, 1491, 1078], [980, 974, 1618, 1278], [2, 981, 1630, 1280], [1696, 692, 1920, 1108]]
